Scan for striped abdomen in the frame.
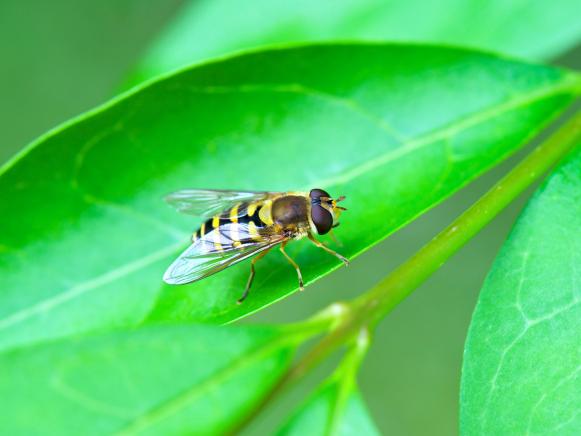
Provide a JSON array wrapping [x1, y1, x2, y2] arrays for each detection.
[[192, 201, 270, 252]]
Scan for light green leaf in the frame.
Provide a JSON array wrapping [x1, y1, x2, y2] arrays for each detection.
[[278, 383, 379, 436], [279, 330, 377, 435], [0, 323, 297, 435], [129, 0, 581, 85], [460, 145, 581, 434], [0, 45, 579, 350]]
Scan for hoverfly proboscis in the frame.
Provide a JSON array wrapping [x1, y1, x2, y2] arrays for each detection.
[[163, 188, 348, 303]]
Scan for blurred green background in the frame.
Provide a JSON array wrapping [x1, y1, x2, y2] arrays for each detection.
[[1, 1, 579, 434]]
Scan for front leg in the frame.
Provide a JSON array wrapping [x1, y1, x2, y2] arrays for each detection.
[[307, 233, 349, 266]]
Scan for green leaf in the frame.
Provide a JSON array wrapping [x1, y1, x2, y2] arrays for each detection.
[[278, 331, 378, 436], [0, 323, 298, 435], [129, 0, 581, 85], [278, 383, 379, 436], [0, 45, 579, 350], [460, 145, 581, 434]]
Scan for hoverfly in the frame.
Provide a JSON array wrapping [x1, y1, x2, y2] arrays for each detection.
[[163, 188, 348, 303]]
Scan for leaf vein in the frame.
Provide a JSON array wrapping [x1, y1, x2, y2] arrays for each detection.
[[114, 337, 291, 435], [179, 79, 576, 188], [0, 242, 183, 331]]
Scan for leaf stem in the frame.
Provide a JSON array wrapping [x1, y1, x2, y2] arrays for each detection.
[[233, 109, 581, 434], [355, 108, 581, 326], [325, 328, 371, 436], [284, 109, 581, 393]]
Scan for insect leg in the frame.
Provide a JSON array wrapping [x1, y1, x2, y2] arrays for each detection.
[[279, 240, 304, 291], [328, 228, 343, 246], [238, 247, 273, 304], [307, 233, 349, 266]]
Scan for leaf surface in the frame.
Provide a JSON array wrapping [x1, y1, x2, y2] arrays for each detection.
[[461, 145, 581, 434], [0, 44, 579, 349], [0, 323, 296, 435], [129, 0, 581, 85]]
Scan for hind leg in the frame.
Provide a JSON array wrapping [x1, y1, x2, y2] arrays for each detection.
[[238, 247, 273, 304]]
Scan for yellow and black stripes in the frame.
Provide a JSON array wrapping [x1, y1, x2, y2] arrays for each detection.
[[192, 201, 270, 252]]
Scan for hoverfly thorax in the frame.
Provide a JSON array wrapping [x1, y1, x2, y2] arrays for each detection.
[[309, 188, 347, 235]]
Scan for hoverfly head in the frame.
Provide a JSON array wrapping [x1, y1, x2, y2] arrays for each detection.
[[309, 188, 346, 235]]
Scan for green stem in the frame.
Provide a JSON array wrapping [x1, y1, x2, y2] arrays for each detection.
[[356, 109, 581, 325], [325, 328, 370, 436], [233, 109, 581, 434], [285, 109, 581, 393]]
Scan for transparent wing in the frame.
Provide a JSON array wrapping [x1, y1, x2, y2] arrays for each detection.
[[163, 232, 284, 285], [164, 189, 274, 218]]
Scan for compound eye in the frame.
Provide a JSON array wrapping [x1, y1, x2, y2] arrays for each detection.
[[311, 204, 333, 235], [310, 188, 331, 201]]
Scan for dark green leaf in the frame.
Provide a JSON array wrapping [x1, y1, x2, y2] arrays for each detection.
[[129, 0, 581, 85], [0, 45, 579, 350], [461, 145, 581, 434], [0, 323, 297, 435]]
